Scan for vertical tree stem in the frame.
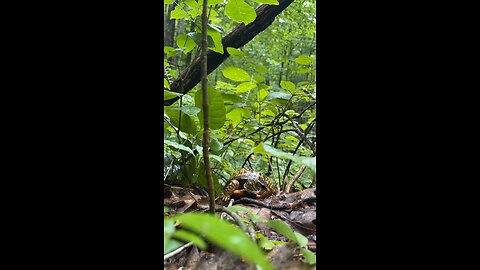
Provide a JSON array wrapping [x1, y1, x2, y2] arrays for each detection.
[[201, 0, 215, 214]]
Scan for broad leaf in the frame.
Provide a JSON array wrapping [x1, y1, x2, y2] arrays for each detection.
[[164, 139, 195, 156], [170, 6, 187, 19], [225, 0, 256, 25], [265, 220, 308, 247], [176, 34, 196, 54], [164, 90, 182, 100], [180, 106, 201, 117], [236, 82, 257, 93], [266, 92, 292, 100], [184, 0, 200, 8], [221, 67, 250, 82], [174, 213, 274, 270], [195, 86, 226, 130], [252, 142, 316, 174], [166, 110, 198, 135], [172, 229, 206, 250], [207, 28, 224, 54], [294, 55, 312, 65], [187, 32, 214, 45], [301, 247, 316, 265], [227, 47, 245, 57], [280, 81, 295, 92], [255, 65, 269, 74]]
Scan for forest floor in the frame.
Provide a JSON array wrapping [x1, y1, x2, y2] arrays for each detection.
[[164, 185, 316, 270]]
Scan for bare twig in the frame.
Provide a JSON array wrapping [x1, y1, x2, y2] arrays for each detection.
[[285, 164, 306, 193], [163, 242, 193, 261]]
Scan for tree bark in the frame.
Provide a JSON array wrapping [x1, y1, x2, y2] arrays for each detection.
[[164, 0, 295, 106], [164, 3, 177, 48]]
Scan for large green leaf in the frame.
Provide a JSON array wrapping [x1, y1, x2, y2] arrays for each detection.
[[252, 142, 316, 174], [174, 213, 273, 270], [176, 34, 196, 54], [164, 0, 174, 4], [236, 82, 257, 93], [294, 55, 312, 65], [225, 0, 256, 25], [164, 139, 195, 156], [195, 86, 226, 130], [185, 0, 200, 8], [280, 81, 295, 92], [164, 90, 182, 100], [207, 28, 224, 54], [166, 110, 198, 135], [180, 106, 201, 117], [170, 6, 187, 19], [227, 47, 245, 57], [221, 67, 250, 82], [301, 247, 316, 265], [172, 229, 206, 250], [266, 92, 292, 101], [187, 32, 215, 46], [255, 65, 269, 74], [265, 220, 308, 247]]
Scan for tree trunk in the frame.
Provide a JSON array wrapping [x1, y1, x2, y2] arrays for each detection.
[[164, 3, 177, 48]]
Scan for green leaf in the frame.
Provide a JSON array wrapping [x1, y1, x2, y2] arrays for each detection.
[[180, 106, 201, 117], [296, 67, 311, 74], [174, 213, 274, 270], [225, 0, 256, 25], [236, 82, 257, 93], [164, 206, 169, 214], [164, 0, 174, 4], [165, 239, 183, 254], [227, 47, 245, 57], [221, 67, 250, 82], [226, 108, 243, 126], [210, 137, 224, 151], [294, 55, 312, 65], [259, 89, 269, 101], [253, 75, 265, 83], [172, 229, 207, 250], [188, 8, 201, 18], [258, 234, 275, 250], [187, 32, 214, 45], [252, 142, 316, 174], [208, 24, 224, 33], [265, 220, 308, 247], [164, 219, 175, 254], [176, 34, 196, 54], [164, 78, 170, 90], [185, 0, 199, 8], [164, 90, 182, 100], [255, 66, 268, 74], [170, 6, 187, 19], [301, 247, 316, 265], [280, 81, 295, 92], [195, 86, 226, 130], [266, 92, 292, 100], [164, 140, 195, 156], [165, 110, 198, 135], [207, 28, 224, 54], [251, 0, 279, 4]]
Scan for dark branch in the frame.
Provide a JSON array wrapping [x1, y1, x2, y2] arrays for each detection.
[[164, 0, 295, 106]]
